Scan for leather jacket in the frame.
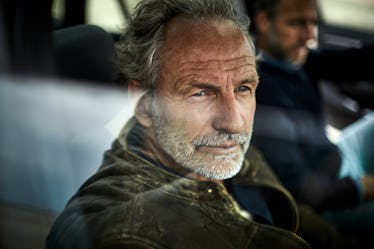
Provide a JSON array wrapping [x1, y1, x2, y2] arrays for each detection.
[[46, 118, 310, 249]]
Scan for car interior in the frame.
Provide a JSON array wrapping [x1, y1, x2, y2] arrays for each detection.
[[0, 0, 373, 248]]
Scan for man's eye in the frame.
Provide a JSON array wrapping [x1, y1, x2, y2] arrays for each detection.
[[192, 90, 209, 97], [236, 85, 251, 93], [188, 90, 214, 103], [287, 20, 303, 27]]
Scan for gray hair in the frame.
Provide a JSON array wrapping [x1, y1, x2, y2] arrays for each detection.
[[252, 0, 280, 19], [252, 0, 316, 17], [115, 0, 252, 91]]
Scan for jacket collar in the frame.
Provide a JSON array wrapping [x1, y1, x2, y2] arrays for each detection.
[[257, 50, 302, 73], [113, 117, 298, 231]]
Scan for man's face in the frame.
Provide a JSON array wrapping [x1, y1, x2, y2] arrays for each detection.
[[263, 0, 318, 65], [150, 18, 258, 180]]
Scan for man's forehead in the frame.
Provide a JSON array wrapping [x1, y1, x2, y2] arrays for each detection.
[[179, 56, 256, 71], [277, 0, 317, 15], [163, 17, 252, 55], [172, 56, 258, 92], [162, 18, 254, 68]]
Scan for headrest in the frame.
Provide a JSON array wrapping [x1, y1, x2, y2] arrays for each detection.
[[53, 24, 115, 84]]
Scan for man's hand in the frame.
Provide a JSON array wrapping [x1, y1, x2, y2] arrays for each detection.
[[361, 175, 374, 201]]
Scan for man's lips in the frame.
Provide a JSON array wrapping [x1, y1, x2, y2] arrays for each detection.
[[196, 142, 240, 155], [294, 45, 308, 54]]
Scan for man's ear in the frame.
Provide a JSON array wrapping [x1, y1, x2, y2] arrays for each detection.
[[134, 92, 153, 128], [254, 11, 271, 34], [127, 79, 152, 127], [127, 79, 143, 98]]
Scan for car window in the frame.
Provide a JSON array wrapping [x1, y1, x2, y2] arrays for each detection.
[[317, 0, 374, 34], [52, 0, 64, 21], [87, 0, 141, 32], [52, 0, 142, 32], [86, 0, 126, 33]]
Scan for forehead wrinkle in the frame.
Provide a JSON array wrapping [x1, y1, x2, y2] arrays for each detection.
[[173, 72, 224, 92], [234, 68, 259, 83], [176, 65, 258, 86], [179, 56, 256, 71], [173, 67, 258, 93]]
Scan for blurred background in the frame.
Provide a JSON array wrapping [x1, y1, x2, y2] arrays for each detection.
[[0, 0, 373, 248]]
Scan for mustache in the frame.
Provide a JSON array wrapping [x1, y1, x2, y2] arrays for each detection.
[[192, 132, 250, 148]]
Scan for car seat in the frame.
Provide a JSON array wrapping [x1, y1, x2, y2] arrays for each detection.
[[53, 24, 116, 85]]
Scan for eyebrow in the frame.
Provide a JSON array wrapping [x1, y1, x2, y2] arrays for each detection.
[[176, 74, 259, 94], [241, 77, 259, 86], [239, 74, 260, 90], [188, 82, 221, 92]]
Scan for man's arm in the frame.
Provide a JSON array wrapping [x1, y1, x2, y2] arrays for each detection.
[[252, 135, 360, 211]]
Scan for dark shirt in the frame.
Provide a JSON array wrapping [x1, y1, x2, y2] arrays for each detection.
[[252, 49, 374, 211]]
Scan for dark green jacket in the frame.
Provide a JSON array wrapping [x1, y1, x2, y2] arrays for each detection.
[[46, 118, 310, 249]]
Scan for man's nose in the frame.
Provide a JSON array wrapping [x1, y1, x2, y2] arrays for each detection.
[[212, 94, 245, 134], [301, 22, 317, 42]]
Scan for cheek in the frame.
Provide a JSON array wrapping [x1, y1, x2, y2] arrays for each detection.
[[241, 98, 256, 128], [160, 101, 212, 136], [276, 24, 296, 42], [179, 105, 213, 134], [285, 28, 301, 42]]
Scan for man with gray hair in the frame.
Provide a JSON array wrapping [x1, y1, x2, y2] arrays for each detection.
[[46, 0, 311, 248]]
